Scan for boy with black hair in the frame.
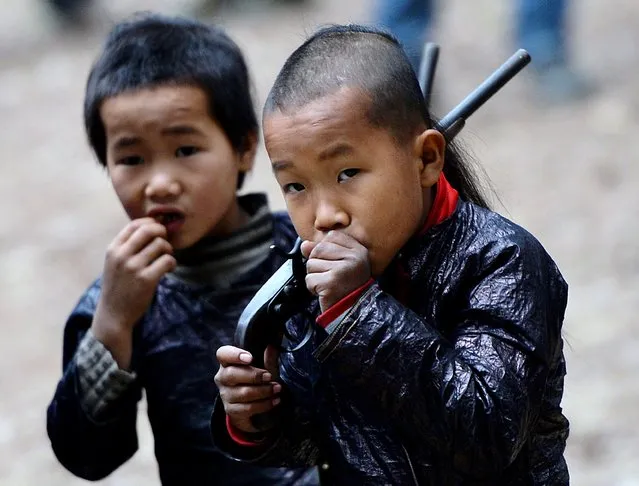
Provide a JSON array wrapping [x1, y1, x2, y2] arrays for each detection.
[[213, 24, 570, 485], [46, 12, 318, 486]]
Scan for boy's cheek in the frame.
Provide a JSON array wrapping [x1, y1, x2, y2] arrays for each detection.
[[111, 183, 142, 220], [285, 204, 314, 236], [368, 249, 394, 277], [121, 201, 143, 221], [289, 219, 313, 242]]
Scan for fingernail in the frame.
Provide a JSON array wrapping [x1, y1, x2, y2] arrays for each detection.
[[262, 373, 272, 382], [272, 397, 281, 406], [273, 384, 282, 393], [239, 353, 252, 363]]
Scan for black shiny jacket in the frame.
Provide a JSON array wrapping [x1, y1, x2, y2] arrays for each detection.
[[212, 200, 570, 485]]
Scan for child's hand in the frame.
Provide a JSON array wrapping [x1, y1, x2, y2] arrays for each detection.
[[92, 218, 176, 367], [215, 345, 282, 433], [301, 231, 371, 313]]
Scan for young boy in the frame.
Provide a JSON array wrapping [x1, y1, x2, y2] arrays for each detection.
[[46, 13, 318, 486], [212, 25, 570, 485]]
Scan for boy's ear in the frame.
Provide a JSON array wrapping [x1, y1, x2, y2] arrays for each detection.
[[414, 129, 445, 188], [238, 131, 258, 172]]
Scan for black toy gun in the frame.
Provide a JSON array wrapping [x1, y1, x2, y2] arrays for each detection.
[[234, 46, 530, 428], [233, 237, 314, 370]]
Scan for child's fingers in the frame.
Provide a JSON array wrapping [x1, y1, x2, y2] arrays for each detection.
[[305, 257, 334, 275], [309, 240, 352, 261], [111, 218, 155, 247], [300, 240, 316, 259], [216, 346, 254, 367], [111, 222, 140, 248], [120, 222, 168, 258], [263, 345, 281, 380], [305, 271, 332, 297], [322, 230, 364, 250], [221, 383, 280, 405], [138, 254, 176, 283], [216, 364, 273, 387], [129, 237, 173, 269], [224, 396, 281, 419]]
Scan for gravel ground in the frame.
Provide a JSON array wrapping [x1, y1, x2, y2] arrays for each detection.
[[1, 0, 638, 484]]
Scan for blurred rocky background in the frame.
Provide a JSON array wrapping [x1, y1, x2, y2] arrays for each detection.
[[1, 0, 637, 484]]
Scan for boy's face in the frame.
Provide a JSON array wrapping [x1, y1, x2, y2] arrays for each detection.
[[101, 85, 255, 250], [264, 87, 444, 276]]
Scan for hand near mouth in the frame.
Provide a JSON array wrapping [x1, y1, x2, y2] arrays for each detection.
[[302, 231, 371, 313], [148, 206, 184, 222], [92, 217, 177, 369], [147, 207, 186, 233]]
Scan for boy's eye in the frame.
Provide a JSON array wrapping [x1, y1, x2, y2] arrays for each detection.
[[176, 146, 199, 158], [283, 182, 305, 194], [338, 168, 360, 182], [117, 156, 144, 166]]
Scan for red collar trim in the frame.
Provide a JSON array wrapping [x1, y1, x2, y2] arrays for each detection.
[[420, 172, 459, 235]]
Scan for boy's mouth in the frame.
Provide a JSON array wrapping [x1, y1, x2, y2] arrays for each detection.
[[155, 213, 183, 224], [147, 208, 186, 229]]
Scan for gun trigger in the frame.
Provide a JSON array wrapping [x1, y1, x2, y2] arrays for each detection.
[[273, 303, 291, 316], [283, 284, 296, 297]]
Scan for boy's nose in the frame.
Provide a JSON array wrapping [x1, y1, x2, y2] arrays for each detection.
[[145, 172, 181, 200], [313, 200, 350, 234]]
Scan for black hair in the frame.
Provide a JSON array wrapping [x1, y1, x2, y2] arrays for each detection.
[[84, 12, 258, 188], [264, 24, 490, 208]]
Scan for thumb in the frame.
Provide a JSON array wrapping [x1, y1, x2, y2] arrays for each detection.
[[300, 240, 316, 259], [263, 345, 281, 380]]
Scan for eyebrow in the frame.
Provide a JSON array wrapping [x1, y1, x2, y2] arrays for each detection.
[[161, 125, 203, 136], [272, 160, 292, 172], [271, 143, 354, 173], [112, 136, 141, 151], [318, 143, 353, 161], [110, 125, 204, 152]]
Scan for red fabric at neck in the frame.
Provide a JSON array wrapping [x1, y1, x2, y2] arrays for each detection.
[[390, 173, 458, 305], [420, 172, 459, 234]]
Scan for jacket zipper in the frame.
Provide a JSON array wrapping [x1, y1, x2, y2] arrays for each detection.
[[401, 444, 420, 486]]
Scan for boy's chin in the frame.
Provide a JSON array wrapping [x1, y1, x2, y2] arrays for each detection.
[[169, 227, 220, 251], [167, 232, 196, 251]]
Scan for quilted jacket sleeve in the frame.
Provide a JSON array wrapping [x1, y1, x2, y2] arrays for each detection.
[[46, 281, 142, 481]]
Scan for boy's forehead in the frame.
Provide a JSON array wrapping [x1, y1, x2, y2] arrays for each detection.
[[264, 87, 372, 131], [100, 84, 214, 138], [263, 87, 394, 161], [102, 85, 207, 118], [107, 83, 207, 105]]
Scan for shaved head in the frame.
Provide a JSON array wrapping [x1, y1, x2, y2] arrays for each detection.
[[265, 24, 491, 209], [265, 25, 428, 143]]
